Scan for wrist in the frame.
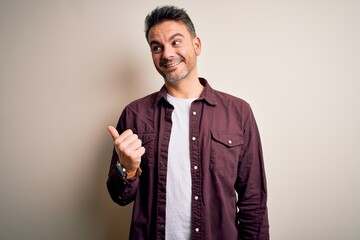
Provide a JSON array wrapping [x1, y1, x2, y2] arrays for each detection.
[[116, 161, 127, 179], [116, 161, 142, 179]]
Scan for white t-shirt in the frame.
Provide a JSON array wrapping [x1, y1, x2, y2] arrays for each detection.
[[165, 94, 196, 240]]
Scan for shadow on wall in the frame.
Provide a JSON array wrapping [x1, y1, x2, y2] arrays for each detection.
[[83, 53, 151, 240]]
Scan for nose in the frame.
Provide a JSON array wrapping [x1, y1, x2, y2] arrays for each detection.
[[162, 44, 175, 60]]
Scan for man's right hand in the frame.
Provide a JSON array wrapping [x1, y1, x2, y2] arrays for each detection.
[[107, 126, 145, 173]]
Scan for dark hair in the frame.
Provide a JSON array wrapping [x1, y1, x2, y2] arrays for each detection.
[[144, 6, 196, 41]]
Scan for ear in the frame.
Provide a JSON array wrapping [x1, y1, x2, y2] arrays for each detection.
[[193, 36, 202, 56]]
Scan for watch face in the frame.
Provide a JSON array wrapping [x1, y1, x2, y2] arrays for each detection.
[[122, 167, 127, 179], [116, 162, 127, 179]]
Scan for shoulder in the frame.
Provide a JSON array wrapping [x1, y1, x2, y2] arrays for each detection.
[[124, 91, 160, 112], [202, 78, 250, 109], [212, 88, 251, 110], [117, 91, 160, 131]]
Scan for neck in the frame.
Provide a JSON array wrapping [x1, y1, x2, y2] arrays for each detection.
[[165, 77, 204, 98], [165, 72, 204, 99]]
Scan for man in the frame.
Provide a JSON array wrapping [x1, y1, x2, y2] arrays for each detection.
[[107, 5, 269, 240]]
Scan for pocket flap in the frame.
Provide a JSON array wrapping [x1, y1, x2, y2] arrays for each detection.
[[137, 132, 156, 144], [211, 130, 243, 147]]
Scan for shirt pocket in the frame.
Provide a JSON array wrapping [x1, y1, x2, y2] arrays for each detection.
[[210, 130, 244, 179], [137, 132, 156, 167]]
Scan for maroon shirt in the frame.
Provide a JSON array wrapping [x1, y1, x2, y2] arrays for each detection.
[[107, 78, 269, 240]]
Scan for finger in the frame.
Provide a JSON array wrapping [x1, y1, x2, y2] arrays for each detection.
[[126, 146, 146, 163], [116, 129, 134, 143], [118, 136, 142, 157], [127, 138, 143, 151], [115, 132, 136, 149], [107, 126, 119, 141], [108, 127, 134, 143], [136, 146, 146, 158]]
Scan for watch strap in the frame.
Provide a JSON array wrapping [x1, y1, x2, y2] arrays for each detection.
[[116, 161, 142, 179]]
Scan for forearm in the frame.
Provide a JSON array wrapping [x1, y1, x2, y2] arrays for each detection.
[[237, 105, 269, 239], [237, 194, 269, 239], [236, 149, 268, 239]]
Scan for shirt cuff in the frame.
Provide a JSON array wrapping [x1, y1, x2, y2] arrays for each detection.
[[126, 167, 142, 179]]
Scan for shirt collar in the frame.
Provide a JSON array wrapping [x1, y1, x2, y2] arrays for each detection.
[[154, 77, 217, 107]]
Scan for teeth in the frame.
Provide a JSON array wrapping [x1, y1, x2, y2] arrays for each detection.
[[165, 61, 180, 68]]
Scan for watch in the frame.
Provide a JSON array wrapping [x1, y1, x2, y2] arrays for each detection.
[[116, 161, 128, 179]]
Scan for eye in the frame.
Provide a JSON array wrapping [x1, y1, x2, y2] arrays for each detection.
[[173, 40, 181, 46], [151, 45, 162, 53]]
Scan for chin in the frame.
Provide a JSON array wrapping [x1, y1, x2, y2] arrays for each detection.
[[165, 76, 183, 83], [165, 71, 189, 83]]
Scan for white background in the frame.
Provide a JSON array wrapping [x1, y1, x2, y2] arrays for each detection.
[[1, 1, 359, 239]]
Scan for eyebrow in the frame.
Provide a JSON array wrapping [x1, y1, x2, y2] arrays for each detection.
[[149, 33, 185, 46], [169, 33, 185, 41]]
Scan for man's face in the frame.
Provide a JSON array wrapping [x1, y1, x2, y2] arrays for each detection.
[[147, 20, 201, 83]]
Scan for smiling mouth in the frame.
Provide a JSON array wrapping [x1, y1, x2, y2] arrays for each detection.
[[161, 59, 182, 69]]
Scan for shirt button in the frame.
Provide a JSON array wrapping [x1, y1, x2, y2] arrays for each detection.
[[192, 137, 196, 141], [192, 111, 197, 115], [194, 196, 199, 200], [194, 165, 198, 170], [228, 140, 232, 144], [195, 228, 200, 232]]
